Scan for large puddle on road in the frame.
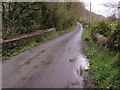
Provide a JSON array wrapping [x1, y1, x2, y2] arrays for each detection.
[[67, 54, 89, 88], [76, 55, 89, 70]]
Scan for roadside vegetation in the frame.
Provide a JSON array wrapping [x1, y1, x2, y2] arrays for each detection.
[[82, 21, 119, 89]]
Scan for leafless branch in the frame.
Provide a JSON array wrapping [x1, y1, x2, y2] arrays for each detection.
[[103, 2, 118, 16], [104, 2, 118, 8]]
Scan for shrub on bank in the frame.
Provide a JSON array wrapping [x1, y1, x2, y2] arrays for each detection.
[[82, 26, 120, 89]]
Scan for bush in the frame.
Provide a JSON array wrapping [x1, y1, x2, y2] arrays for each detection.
[[107, 22, 120, 52], [91, 21, 119, 52], [91, 21, 111, 37]]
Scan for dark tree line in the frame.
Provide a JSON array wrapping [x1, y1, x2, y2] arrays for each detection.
[[2, 2, 85, 39]]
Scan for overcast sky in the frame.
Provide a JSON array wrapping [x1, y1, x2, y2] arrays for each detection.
[[81, 0, 120, 17]]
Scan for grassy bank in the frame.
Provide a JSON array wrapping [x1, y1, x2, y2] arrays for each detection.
[[2, 26, 76, 60], [82, 28, 119, 89]]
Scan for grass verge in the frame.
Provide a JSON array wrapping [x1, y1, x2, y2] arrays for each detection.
[[2, 26, 76, 60], [82, 28, 119, 89]]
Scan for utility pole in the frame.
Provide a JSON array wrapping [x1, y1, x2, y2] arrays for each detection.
[[89, 2, 91, 30], [118, 1, 120, 21]]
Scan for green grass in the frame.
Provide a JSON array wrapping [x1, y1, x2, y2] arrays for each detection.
[[82, 28, 120, 89], [2, 41, 39, 60], [2, 26, 76, 60], [82, 27, 91, 41]]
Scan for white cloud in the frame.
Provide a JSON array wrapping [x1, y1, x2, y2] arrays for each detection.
[[81, 0, 120, 17]]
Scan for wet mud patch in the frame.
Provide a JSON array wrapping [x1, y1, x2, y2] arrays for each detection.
[[21, 50, 46, 65], [66, 81, 82, 88], [42, 60, 52, 66], [17, 75, 28, 84], [41, 50, 45, 53], [79, 66, 83, 76], [23, 58, 33, 65], [21, 76, 27, 80], [76, 66, 83, 77], [69, 58, 76, 63], [68, 47, 71, 54], [82, 71, 96, 88], [17, 56, 23, 61], [32, 65, 38, 68], [29, 49, 33, 52], [23, 60, 31, 65], [16, 74, 34, 87]]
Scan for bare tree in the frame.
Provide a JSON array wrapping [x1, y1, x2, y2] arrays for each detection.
[[104, 2, 118, 17]]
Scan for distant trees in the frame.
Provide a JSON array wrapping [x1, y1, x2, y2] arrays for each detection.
[[2, 2, 85, 39]]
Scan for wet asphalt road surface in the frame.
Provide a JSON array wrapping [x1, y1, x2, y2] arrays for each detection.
[[2, 23, 89, 88]]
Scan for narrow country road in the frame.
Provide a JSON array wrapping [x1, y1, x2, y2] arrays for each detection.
[[2, 22, 89, 88]]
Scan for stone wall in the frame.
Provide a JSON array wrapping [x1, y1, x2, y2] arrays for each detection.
[[1, 28, 56, 52], [93, 33, 108, 47]]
